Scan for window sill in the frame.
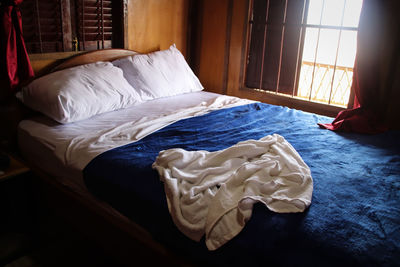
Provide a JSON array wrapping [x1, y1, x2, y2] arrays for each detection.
[[235, 87, 346, 118]]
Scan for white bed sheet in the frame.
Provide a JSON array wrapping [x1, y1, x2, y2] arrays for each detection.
[[18, 91, 253, 179]]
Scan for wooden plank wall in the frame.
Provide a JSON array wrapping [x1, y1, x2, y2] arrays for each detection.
[[192, 0, 345, 117], [190, 0, 231, 94], [127, 0, 190, 56], [28, 0, 191, 75], [17, 0, 400, 126]]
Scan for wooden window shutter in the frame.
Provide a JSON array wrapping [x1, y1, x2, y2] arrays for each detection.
[[20, 0, 66, 53], [246, 0, 268, 90], [76, 0, 113, 51], [245, 0, 307, 95]]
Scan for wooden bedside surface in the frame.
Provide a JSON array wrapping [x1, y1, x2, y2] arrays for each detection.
[[0, 155, 30, 182]]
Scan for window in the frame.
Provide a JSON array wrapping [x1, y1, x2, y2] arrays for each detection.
[[20, 0, 124, 54], [76, 0, 113, 51], [245, 0, 363, 107], [20, 0, 65, 53]]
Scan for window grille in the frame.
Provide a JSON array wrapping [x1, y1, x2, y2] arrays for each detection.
[[245, 0, 363, 107]]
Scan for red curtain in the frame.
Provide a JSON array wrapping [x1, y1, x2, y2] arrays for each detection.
[[318, 0, 400, 134], [0, 0, 34, 101]]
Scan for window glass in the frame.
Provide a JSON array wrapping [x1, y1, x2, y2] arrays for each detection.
[[321, 0, 345, 27], [306, 0, 323, 25], [336, 30, 358, 68], [246, 0, 363, 107], [301, 28, 319, 63], [342, 0, 363, 27], [315, 29, 340, 65]]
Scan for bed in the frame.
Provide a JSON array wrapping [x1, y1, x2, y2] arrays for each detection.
[[16, 47, 400, 266]]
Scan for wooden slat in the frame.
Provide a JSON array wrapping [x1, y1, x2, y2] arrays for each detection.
[[79, 14, 112, 20], [21, 0, 123, 53], [82, 21, 112, 27], [20, 0, 64, 54], [51, 49, 137, 71], [77, 0, 113, 50], [84, 6, 112, 12], [81, 26, 113, 31]]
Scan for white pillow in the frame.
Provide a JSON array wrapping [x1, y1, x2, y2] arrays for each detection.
[[17, 62, 143, 124], [112, 44, 203, 101]]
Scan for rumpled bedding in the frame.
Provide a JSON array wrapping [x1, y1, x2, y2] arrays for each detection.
[[83, 101, 400, 266], [153, 134, 313, 250], [55, 95, 253, 170]]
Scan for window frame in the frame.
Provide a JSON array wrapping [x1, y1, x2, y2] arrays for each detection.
[[242, 0, 360, 112], [20, 0, 126, 54]]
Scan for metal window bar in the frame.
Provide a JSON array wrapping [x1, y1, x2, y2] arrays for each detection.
[[59, 0, 65, 51], [34, 0, 43, 53], [249, 0, 360, 106], [93, 0, 108, 49], [101, 0, 105, 49], [82, 0, 85, 50], [275, 0, 288, 93], [328, 0, 347, 104], [303, 24, 358, 31], [258, 0, 270, 90], [263, 23, 357, 31], [96, 0, 100, 49], [292, 0, 309, 97], [308, 0, 325, 101]]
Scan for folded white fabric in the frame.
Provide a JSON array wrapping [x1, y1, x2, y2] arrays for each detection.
[[152, 134, 313, 250]]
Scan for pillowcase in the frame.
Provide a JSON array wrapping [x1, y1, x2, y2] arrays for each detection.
[[17, 61, 143, 124], [112, 44, 203, 101]]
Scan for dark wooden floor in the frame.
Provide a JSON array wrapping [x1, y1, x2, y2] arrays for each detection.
[[0, 211, 124, 267], [0, 173, 123, 267]]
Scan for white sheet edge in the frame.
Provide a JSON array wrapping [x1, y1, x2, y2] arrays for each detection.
[[55, 95, 255, 171]]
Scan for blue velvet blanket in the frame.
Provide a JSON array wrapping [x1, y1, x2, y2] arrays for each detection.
[[83, 102, 400, 266]]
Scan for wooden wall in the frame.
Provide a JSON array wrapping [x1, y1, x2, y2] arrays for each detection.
[[127, 0, 190, 56], [28, 0, 191, 75], [15, 0, 400, 128], [0, 0, 193, 151], [191, 0, 231, 94], [193, 0, 400, 126], [192, 0, 344, 117]]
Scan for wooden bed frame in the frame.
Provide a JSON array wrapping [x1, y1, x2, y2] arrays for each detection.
[[16, 49, 193, 266]]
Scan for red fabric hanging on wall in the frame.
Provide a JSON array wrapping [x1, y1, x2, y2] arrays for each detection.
[[0, 0, 34, 100], [318, 0, 400, 134]]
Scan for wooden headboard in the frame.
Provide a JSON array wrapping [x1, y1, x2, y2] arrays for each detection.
[[50, 49, 137, 72], [30, 49, 138, 77], [1, 49, 139, 152]]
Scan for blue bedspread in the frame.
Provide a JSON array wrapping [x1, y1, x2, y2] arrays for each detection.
[[83, 102, 400, 266]]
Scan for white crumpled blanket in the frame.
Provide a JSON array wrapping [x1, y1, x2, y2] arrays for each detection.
[[152, 134, 313, 250]]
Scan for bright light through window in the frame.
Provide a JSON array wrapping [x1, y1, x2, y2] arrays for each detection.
[[298, 0, 363, 107]]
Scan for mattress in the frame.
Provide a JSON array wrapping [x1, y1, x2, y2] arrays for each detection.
[[18, 91, 227, 175], [18, 91, 251, 196], [83, 101, 400, 266], [18, 92, 400, 266]]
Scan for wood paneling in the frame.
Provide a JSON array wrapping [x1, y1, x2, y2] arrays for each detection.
[[226, 0, 344, 117], [192, 0, 230, 94], [226, 0, 248, 96], [27, 0, 191, 75], [23, 0, 190, 56], [29, 52, 83, 76], [195, 0, 346, 117], [127, 0, 189, 56]]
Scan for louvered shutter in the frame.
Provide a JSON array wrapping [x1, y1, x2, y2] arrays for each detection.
[[245, 0, 306, 95], [76, 0, 112, 51], [20, 0, 65, 53]]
